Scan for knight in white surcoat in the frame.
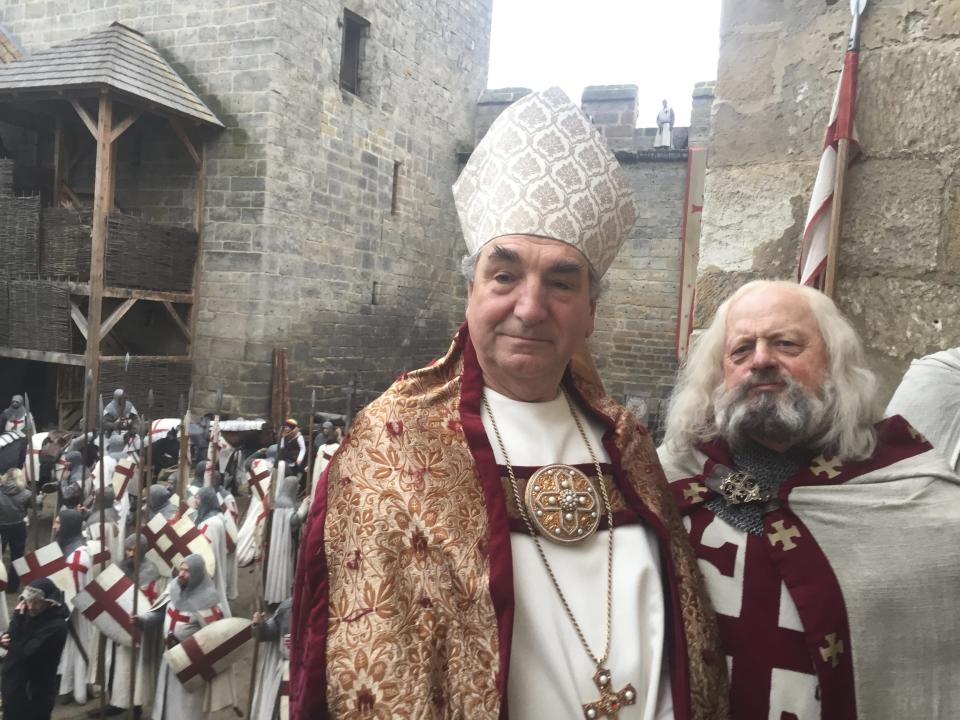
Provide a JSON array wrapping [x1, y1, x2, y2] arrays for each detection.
[[658, 280, 960, 719]]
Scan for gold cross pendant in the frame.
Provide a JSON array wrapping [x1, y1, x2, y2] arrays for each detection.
[[582, 667, 637, 719]]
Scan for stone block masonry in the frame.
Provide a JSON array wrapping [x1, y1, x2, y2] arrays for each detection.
[[0, 0, 493, 418], [699, 0, 960, 401]]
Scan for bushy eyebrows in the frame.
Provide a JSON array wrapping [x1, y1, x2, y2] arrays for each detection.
[[549, 259, 583, 275], [486, 245, 583, 273], [487, 244, 521, 264]]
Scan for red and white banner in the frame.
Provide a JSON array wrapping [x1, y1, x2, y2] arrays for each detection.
[[143, 513, 215, 577], [798, 49, 861, 287], [74, 564, 149, 647], [164, 617, 253, 691], [14, 542, 75, 606]]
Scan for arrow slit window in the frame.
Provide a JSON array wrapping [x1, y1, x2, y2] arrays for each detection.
[[339, 9, 370, 97]]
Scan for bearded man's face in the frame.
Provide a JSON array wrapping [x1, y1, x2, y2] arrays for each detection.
[[717, 286, 831, 450], [714, 368, 832, 450]]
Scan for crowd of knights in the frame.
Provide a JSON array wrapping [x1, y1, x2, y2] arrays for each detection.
[[0, 389, 342, 719]]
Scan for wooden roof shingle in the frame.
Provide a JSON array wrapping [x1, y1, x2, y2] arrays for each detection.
[[0, 22, 222, 127]]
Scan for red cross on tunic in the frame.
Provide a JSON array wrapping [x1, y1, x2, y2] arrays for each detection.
[[114, 462, 136, 495], [199, 604, 224, 624], [6, 417, 25, 431], [167, 606, 191, 637], [66, 550, 89, 593], [199, 522, 213, 544], [687, 510, 813, 720], [142, 580, 159, 605], [249, 468, 270, 500]]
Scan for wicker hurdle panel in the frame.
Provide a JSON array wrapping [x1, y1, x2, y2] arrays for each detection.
[[7, 280, 71, 352], [105, 213, 197, 292], [0, 195, 41, 276], [98, 359, 192, 420], [40, 208, 92, 280], [0, 159, 13, 196]]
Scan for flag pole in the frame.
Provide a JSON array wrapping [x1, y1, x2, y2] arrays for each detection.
[[824, 0, 867, 297], [127, 388, 151, 720]]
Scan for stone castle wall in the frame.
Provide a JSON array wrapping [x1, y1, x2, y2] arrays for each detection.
[[699, 0, 960, 398], [0, 0, 492, 417]]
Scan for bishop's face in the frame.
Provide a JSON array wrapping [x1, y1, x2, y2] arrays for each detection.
[[465, 235, 596, 402]]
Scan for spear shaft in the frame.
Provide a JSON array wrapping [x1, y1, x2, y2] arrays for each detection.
[[127, 390, 152, 720]]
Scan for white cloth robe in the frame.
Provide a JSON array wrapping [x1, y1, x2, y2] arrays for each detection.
[[263, 507, 295, 604], [250, 630, 288, 720], [886, 347, 960, 471], [481, 387, 674, 720], [149, 600, 237, 720], [218, 490, 240, 600], [58, 546, 95, 703], [198, 514, 233, 617]]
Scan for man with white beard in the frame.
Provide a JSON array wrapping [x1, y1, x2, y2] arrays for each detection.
[[658, 280, 960, 720]]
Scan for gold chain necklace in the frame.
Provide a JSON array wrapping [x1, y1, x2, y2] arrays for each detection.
[[482, 389, 637, 719]]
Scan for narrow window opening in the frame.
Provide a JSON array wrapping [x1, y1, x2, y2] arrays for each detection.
[[339, 9, 370, 96], [371, 281, 379, 305], [390, 160, 401, 215]]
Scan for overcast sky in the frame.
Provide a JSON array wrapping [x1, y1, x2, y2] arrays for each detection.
[[486, 0, 723, 127]]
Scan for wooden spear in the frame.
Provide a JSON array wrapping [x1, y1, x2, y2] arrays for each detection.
[[306, 389, 316, 497], [97, 391, 107, 719], [22, 392, 39, 549], [127, 389, 152, 720]]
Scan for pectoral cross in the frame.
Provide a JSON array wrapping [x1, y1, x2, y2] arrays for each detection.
[[582, 668, 636, 719]]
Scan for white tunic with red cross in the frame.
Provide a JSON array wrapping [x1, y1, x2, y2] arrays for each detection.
[[659, 416, 960, 720]]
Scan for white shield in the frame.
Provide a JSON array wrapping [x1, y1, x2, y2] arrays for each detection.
[[73, 563, 149, 647], [163, 617, 253, 691], [143, 513, 215, 577]]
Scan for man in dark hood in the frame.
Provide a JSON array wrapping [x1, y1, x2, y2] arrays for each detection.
[[56, 508, 86, 557], [0, 577, 69, 720], [147, 483, 178, 521], [0, 468, 33, 592]]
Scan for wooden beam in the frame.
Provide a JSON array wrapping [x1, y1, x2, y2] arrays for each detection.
[[187, 142, 207, 358], [169, 117, 201, 169], [162, 301, 192, 342], [71, 98, 99, 141], [53, 116, 64, 207], [82, 91, 114, 431], [70, 301, 88, 341], [0, 346, 85, 366], [100, 354, 191, 364], [110, 109, 142, 143], [62, 282, 194, 305], [99, 297, 137, 340]]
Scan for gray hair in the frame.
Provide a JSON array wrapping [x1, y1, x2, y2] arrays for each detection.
[[662, 280, 881, 462], [460, 248, 605, 302]]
